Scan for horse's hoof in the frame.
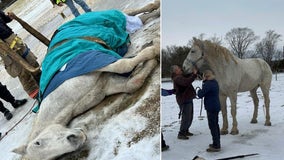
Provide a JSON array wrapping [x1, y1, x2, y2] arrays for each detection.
[[220, 130, 228, 135], [230, 130, 239, 135], [250, 119, 258, 124], [265, 121, 272, 126]]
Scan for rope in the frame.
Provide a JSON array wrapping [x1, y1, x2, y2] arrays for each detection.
[[0, 99, 37, 141], [195, 87, 201, 99]]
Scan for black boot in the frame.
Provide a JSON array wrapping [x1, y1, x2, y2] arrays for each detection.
[[4, 110, 13, 120], [12, 99, 27, 108]]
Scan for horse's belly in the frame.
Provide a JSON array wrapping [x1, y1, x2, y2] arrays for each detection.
[[238, 74, 260, 92], [42, 72, 104, 106]]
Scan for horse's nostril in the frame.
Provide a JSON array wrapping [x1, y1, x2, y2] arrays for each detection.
[[67, 134, 81, 145], [67, 134, 77, 141]]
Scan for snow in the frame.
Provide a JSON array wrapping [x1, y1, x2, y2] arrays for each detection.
[[162, 73, 284, 160], [0, 0, 159, 159]]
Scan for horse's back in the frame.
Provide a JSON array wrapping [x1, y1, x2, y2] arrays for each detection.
[[237, 58, 272, 92]]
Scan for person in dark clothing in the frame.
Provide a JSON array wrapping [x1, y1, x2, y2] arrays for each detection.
[[161, 88, 174, 151], [161, 133, 169, 151], [0, 82, 27, 120], [0, 11, 41, 99], [50, 0, 91, 17], [171, 65, 197, 140], [197, 70, 221, 152]]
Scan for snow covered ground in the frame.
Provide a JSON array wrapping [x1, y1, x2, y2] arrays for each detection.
[[0, 0, 160, 160], [162, 73, 284, 160]]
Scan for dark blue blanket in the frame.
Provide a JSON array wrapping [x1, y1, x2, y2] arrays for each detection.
[[42, 50, 119, 99]]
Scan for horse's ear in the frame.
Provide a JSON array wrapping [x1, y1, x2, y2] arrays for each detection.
[[193, 38, 205, 51], [12, 145, 27, 155]]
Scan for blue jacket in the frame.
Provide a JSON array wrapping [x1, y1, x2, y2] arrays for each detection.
[[197, 79, 221, 112]]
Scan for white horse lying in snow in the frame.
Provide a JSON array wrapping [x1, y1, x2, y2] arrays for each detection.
[[13, 2, 160, 159]]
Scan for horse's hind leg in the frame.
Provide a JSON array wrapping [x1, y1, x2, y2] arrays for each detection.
[[260, 84, 271, 126], [250, 87, 259, 123], [124, 0, 160, 16], [220, 95, 229, 135], [104, 59, 157, 95], [98, 38, 159, 74], [139, 8, 160, 24]]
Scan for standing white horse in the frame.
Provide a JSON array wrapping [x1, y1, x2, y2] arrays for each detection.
[[183, 38, 272, 135]]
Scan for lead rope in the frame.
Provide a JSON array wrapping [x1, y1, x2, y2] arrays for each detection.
[[0, 99, 37, 141], [195, 84, 205, 120]]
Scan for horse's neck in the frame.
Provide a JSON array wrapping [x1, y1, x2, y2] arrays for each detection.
[[205, 52, 239, 81], [29, 108, 73, 141]]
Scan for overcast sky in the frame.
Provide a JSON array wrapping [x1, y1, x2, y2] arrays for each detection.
[[162, 0, 284, 48]]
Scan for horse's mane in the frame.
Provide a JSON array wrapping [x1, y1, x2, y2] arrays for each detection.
[[194, 39, 238, 64]]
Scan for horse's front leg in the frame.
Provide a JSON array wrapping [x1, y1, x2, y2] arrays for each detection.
[[229, 94, 239, 135], [220, 95, 229, 135], [98, 38, 159, 74], [250, 87, 259, 123]]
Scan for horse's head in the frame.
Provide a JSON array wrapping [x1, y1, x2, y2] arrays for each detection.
[[182, 38, 206, 74], [13, 124, 87, 160]]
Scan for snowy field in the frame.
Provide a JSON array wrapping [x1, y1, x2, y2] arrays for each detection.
[[162, 73, 284, 160]]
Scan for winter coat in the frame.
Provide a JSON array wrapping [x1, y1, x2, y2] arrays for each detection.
[[0, 11, 13, 40], [172, 73, 197, 106], [197, 79, 221, 112]]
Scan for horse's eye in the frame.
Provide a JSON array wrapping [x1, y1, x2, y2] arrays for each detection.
[[191, 50, 195, 53], [34, 141, 41, 146]]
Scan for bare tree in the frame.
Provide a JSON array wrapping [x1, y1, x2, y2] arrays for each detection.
[[255, 30, 281, 65], [209, 34, 223, 45], [162, 45, 190, 77], [225, 27, 259, 58]]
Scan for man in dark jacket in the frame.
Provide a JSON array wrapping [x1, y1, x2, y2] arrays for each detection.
[[197, 70, 221, 152], [0, 11, 41, 98], [171, 65, 197, 140], [0, 82, 27, 120]]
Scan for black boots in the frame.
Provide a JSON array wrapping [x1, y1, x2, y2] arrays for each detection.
[[162, 145, 169, 151], [1, 99, 27, 120], [12, 99, 27, 108], [4, 110, 13, 120], [207, 144, 221, 152]]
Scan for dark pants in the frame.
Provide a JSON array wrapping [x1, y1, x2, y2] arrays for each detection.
[[179, 101, 193, 135], [65, 0, 92, 17], [161, 133, 167, 148], [207, 111, 220, 148], [0, 83, 15, 113]]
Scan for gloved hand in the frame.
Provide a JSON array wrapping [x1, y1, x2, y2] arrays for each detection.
[[162, 88, 175, 96]]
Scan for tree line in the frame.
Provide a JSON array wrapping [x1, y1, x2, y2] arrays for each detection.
[[162, 27, 284, 78]]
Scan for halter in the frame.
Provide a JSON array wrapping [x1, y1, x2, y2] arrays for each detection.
[[186, 51, 204, 69]]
